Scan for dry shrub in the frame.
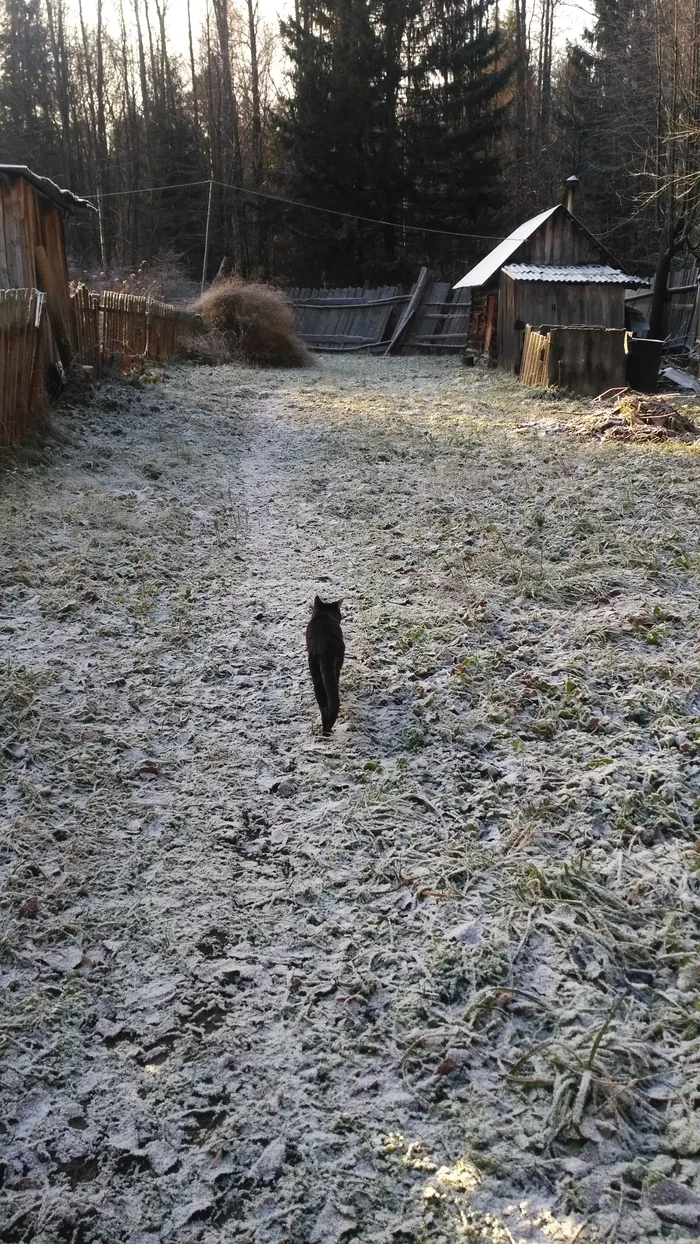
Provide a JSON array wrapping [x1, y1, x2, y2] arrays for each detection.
[[192, 279, 314, 368], [180, 326, 231, 367]]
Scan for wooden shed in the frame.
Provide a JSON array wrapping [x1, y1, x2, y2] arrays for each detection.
[[0, 165, 95, 373], [454, 197, 649, 375]]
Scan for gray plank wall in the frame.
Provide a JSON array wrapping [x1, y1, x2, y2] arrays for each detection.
[[286, 282, 471, 353]]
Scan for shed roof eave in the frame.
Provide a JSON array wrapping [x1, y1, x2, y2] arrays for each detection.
[[501, 262, 649, 287], [453, 206, 559, 289], [0, 165, 96, 214]]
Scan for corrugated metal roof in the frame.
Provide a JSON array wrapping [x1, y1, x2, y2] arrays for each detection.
[[0, 165, 95, 213], [453, 206, 559, 289], [502, 262, 649, 287]]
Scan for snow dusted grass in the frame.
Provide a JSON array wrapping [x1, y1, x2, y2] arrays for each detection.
[[1, 355, 700, 1243]]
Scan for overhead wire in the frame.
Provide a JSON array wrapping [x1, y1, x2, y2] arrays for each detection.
[[94, 176, 506, 242]]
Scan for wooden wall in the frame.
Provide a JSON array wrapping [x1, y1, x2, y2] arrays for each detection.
[[519, 324, 628, 395], [499, 274, 626, 373], [0, 172, 72, 372], [521, 213, 611, 266]]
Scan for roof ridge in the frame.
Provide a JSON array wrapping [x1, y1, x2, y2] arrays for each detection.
[[454, 202, 634, 290]]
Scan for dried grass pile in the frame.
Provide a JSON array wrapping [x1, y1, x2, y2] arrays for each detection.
[[192, 279, 313, 368]]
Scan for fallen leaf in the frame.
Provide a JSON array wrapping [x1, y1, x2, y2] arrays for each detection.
[[274, 777, 297, 797], [4, 742, 28, 761], [170, 1195, 214, 1230], [144, 1139, 179, 1175], [648, 1179, 700, 1227], [95, 1017, 128, 1040], [42, 946, 83, 973], [250, 1136, 286, 1183], [309, 1198, 357, 1244], [19, 896, 39, 918], [350, 1076, 380, 1095], [578, 1118, 603, 1143], [445, 921, 482, 945], [436, 1048, 471, 1076], [138, 760, 159, 777]]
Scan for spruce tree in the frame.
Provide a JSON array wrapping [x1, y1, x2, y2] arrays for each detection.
[[279, 0, 408, 284], [279, 0, 510, 283], [402, 0, 511, 272]]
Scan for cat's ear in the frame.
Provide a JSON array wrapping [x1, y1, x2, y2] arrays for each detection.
[[314, 595, 322, 608]]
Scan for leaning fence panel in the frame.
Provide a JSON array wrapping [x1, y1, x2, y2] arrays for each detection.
[[0, 288, 46, 447]]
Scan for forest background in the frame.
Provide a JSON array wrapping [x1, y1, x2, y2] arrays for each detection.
[[0, 0, 699, 296]]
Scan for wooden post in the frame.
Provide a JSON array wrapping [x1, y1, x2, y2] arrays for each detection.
[[96, 187, 107, 271], [483, 294, 497, 355], [201, 179, 214, 294], [384, 266, 430, 355], [35, 245, 73, 371]]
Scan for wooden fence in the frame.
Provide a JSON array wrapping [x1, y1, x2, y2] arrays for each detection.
[[288, 286, 404, 351], [70, 283, 101, 377], [0, 289, 46, 447], [73, 287, 196, 369], [0, 285, 196, 447], [287, 279, 471, 353], [625, 264, 699, 348]]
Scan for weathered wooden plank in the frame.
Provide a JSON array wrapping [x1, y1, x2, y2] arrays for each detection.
[[385, 268, 430, 355], [3, 177, 27, 287]]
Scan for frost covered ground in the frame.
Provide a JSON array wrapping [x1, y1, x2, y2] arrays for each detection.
[[2, 356, 700, 1244]]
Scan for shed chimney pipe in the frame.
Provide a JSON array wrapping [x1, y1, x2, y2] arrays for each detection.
[[566, 175, 580, 214]]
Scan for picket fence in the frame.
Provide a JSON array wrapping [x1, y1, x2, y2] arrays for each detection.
[[0, 289, 47, 447], [0, 285, 196, 447], [72, 286, 196, 369]]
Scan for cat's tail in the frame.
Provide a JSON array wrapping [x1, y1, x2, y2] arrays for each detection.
[[320, 656, 340, 733]]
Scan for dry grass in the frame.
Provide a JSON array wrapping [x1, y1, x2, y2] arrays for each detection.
[[192, 278, 314, 368]]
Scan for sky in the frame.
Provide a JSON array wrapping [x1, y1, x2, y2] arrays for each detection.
[[76, 0, 596, 68]]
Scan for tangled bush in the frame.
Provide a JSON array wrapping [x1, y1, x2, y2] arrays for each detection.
[[192, 279, 314, 368]]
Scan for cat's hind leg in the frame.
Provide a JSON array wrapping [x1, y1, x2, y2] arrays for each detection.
[[308, 654, 328, 725]]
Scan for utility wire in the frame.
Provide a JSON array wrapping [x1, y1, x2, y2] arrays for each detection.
[[97, 179, 214, 197], [94, 176, 505, 242]]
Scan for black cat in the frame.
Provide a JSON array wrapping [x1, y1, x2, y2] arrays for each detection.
[[306, 596, 345, 734]]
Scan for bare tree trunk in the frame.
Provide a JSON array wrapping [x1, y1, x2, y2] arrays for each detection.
[[44, 0, 74, 184], [246, 0, 262, 186], [210, 0, 247, 270], [187, 0, 200, 132], [649, 219, 684, 337]]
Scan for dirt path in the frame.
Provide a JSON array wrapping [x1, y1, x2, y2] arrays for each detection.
[[2, 358, 700, 1243]]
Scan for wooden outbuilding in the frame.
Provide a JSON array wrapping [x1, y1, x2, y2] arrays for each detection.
[[454, 191, 649, 377], [0, 165, 95, 373]]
